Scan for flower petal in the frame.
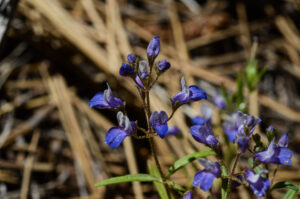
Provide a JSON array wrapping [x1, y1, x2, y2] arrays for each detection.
[[88, 92, 110, 109], [153, 124, 168, 138], [192, 170, 215, 191], [105, 127, 129, 148], [278, 133, 289, 148], [189, 86, 207, 101]]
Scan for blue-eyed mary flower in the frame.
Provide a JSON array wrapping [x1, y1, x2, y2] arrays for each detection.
[[120, 63, 135, 76], [213, 93, 226, 109], [135, 60, 149, 88], [157, 60, 171, 72], [183, 191, 193, 199], [127, 54, 136, 64], [165, 126, 180, 137], [189, 123, 218, 148], [172, 77, 207, 107], [193, 158, 220, 192], [192, 104, 213, 125], [223, 112, 239, 142], [236, 111, 261, 136], [235, 111, 261, 152], [105, 112, 136, 148], [150, 111, 169, 138], [147, 36, 160, 61], [254, 134, 293, 165], [89, 83, 123, 110], [245, 169, 271, 198]]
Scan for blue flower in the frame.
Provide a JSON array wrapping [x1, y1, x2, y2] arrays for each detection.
[[120, 63, 135, 76], [183, 191, 193, 199], [213, 93, 226, 109], [236, 135, 250, 153], [172, 77, 207, 107], [192, 104, 213, 125], [150, 111, 169, 138], [278, 133, 288, 147], [189, 123, 218, 148], [245, 169, 270, 198], [235, 111, 261, 152], [127, 54, 136, 64], [135, 60, 149, 88], [158, 60, 170, 72], [147, 36, 160, 60], [223, 112, 261, 151], [89, 83, 123, 110], [267, 125, 274, 132], [236, 111, 261, 136], [223, 112, 239, 142], [105, 112, 136, 148], [193, 159, 220, 192], [254, 136, 293, 165], [165, 126, 180, 137]]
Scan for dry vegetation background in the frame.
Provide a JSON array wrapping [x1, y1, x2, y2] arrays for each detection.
[[1, 0, 300, 198]]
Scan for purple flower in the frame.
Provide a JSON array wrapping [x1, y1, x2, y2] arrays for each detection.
[[254, 135, 293, 165], [245, 169, 270, 198], [236, 111, 261, 136], [223, 112, 239, 142], [236, 135, 250, 153], [158, 60, 170, 72], [189, 123, 218, 148], [127, 54, 136, 64], [235, 112, 261, 152], [147, 36, 160, 60], [165, 126, 180, 137], [193, 159, 220, 191], [192, 104, 213, 125], [106, 112, 135, 148], [213, 93, 226, 109], [150, 111, 168, 138], [120, 63, 135, 76], [267, 125, 274, 132], [184, 191, 193, 199], [172, 77, 207, 107], [135, 60, 149, 88], [278, 133, 288, 147], [89, 84, 123, 110]]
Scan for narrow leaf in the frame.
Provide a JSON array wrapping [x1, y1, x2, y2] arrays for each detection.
[[148, 162, 169, 199], [166, 148, 216, 178], [283, 188, 299, 199], [95, 174, 161, 187], [271, 182, 299, 192]]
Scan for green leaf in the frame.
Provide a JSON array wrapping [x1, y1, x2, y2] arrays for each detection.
[[221, 166, 228, 199], [271, 182, 299, 192], [283, 188, 299, 199], [95, 174, 161, 187], [166, 148, 216, 178], [148, 162, 170, 199]]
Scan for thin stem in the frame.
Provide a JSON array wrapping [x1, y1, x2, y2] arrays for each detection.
[[226, 152, 241, 199], [143, 59, 171, 198], [149, 137, 171, 199], [271, 165, 279, 185]]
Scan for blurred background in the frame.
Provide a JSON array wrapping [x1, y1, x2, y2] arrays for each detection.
[[0, 0, 300, 198]]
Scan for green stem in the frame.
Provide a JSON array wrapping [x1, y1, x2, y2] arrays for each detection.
[[143, 59, 171, 198]]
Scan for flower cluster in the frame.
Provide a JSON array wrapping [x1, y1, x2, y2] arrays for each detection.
[[88, 36, 294, 199], [188, 106, 293, 198], [89, 36, 207, 148]]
